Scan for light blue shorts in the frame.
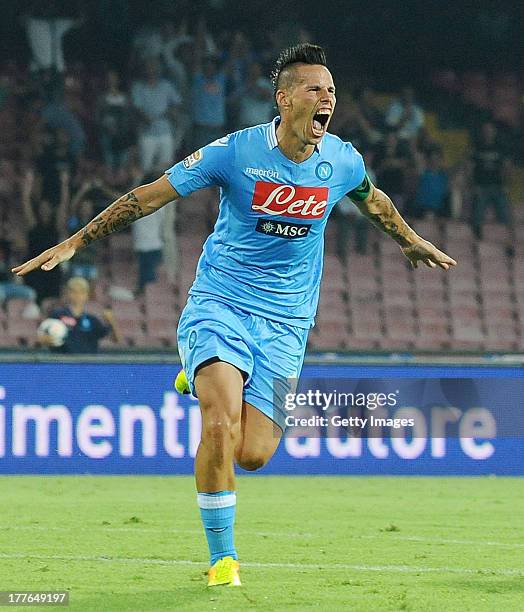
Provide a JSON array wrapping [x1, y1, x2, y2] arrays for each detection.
[[177, 294, 309, 430]]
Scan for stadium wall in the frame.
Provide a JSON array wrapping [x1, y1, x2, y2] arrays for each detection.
[[0, 361, 522, 476]]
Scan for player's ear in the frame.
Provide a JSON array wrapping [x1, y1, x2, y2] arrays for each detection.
[[276, 89, 290, 111]]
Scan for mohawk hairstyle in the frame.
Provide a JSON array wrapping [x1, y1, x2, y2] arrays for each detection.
[[270, 43, 327, 94]]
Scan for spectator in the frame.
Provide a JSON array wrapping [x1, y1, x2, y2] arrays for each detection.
[[226, 31, 255, 95], [191, 19, 227, 148], [357, 88, 385, 137], [332, 196, 369, 259], [21, 4, 80, 73], [373, 132, 411, 207], [191, 54, 227, 148], [385, 86, 424, 141], [131, 17, 193, 155], [41, 94, 86, 158], [131, 57, 181, 172], [35, 128, 77, 202], [0, 239, 37, 304], [131, 171, 170, 292], [41, 277, 120, 353], [21, 168, 68, 304], [158, 21, 193, 94], [97, 70, 134, 170], [132, 18, 210, 66], [330, 91, 379, 154], [237, 63, 274, 128], [66, 179, 118, 280], [158, 25, 194, 154], [413, 150, 450, 218], [470, 122, 512, 238]]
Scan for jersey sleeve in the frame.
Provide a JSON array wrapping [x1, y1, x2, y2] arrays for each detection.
[[343, 141, 367, 195], [165, 135, 233, 197]]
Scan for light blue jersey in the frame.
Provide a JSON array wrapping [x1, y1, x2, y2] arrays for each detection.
[[166, 117, 365, 328]]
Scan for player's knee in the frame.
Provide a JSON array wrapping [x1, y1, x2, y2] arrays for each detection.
[[200, 400, 241, 447]]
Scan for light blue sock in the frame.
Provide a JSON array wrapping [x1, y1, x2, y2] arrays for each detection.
[[197, 490, 237, 565]]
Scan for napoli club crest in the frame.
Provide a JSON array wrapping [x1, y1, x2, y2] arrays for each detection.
[[315, 161, 333, 181]]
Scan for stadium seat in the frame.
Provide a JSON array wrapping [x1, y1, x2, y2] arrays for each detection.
[[382, 318, 417, 345], [319, 301, 348, 326], [482, 302, 515, 321], [412, 219, 443, 243], [483, 325, 517, 351], [111, 301, 142, 322], [378, 336, 412, 350], [321, 275, 348, 292], [448, 291, 479, 308], [352, 317, 383, 341], [312, 325, 349, 350], [417, 305, 449, 323], [451, 325, 485, 350], [6, 298, 36, 319], [348, 298, 380, 324], [413, 330, 450, 351], [146, 319, 178, 347], [5, 319, 38, 346], [341, 335, 376, 350], [477, 243, 507, 261], [482, 222, 512, 245], [445, 220, 474, 242]]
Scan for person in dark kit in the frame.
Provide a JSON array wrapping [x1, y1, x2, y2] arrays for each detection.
[[41, 276, 121, 353], [470, 121, 512, 238], [0, 239, 37, 304], [21, 167, 68, 303]]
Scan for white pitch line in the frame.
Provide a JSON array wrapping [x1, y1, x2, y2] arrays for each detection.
[[2, 525, 523, 549], [359, 534, 524, 549], [0, 552, 521, 577], [0, 525, 310, 539]]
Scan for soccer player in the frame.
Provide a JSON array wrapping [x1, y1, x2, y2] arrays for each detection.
[[13, 44, 456, 587]]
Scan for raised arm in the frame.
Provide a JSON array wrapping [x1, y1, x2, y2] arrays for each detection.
[[56, 169, 71, 238], [349, 176, 457, 270], [13, 175, 179, 276], [21, 169, 37, 229]]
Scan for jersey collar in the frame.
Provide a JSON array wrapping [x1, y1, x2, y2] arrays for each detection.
[[266, 116, 324, 153]]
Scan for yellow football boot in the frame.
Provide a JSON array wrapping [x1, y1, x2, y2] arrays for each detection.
[[207, 556, 242, 587], [174, 369, 191, 394]]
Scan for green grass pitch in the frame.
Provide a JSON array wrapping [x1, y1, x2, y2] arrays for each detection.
[[0, 476, 522, 611]]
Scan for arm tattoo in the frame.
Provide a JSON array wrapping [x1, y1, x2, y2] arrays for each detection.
[[355, 187, 416, 248], [81, 192, 144, 247]]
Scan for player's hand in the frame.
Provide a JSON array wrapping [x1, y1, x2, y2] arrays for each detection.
[[401, 238, 457, 270], [11, 240, 76, 276], [102, 308, 114, 322], [37, 332, 60, 347]]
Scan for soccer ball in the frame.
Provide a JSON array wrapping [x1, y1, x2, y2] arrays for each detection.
[[38, 318, 69, 347]]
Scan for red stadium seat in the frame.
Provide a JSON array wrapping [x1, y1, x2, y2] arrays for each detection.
[[5, 319, 38, 346], [413, 330, 450, 351], [352, 318, 383, 340], [451, 325, 485, 350], [6, 298, 36, 319], [483, 325, 517, 351]]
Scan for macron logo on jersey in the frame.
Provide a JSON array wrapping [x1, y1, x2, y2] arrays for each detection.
[[245, 167, 279, 179], [251, 182, 329, 219]]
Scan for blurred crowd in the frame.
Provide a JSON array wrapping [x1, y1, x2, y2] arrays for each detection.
[[0, 10, 522, 350]]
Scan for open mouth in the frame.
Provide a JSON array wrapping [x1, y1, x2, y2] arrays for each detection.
[[312, 111, 330, 136]]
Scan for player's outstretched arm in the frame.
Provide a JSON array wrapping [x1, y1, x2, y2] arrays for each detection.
[[350, 179, 457, 270], [13, 175, 180, 276]]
